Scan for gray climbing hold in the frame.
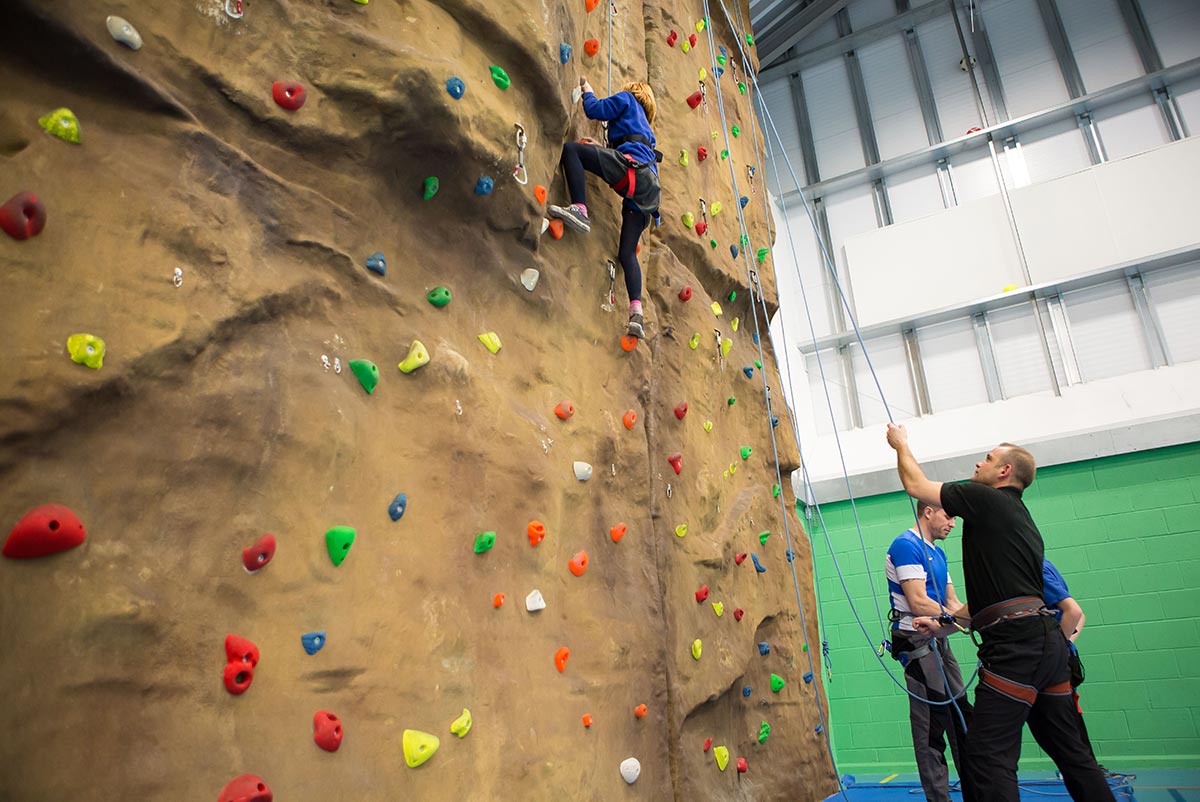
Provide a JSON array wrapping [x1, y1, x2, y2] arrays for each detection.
[[620, 757, 641, 784], [106, 15, 142, 50], [573, 461, 593, 481], [520, 268, 539, 292]]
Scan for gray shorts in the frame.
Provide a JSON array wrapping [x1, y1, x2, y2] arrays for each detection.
[[595, 147, 661, 215]]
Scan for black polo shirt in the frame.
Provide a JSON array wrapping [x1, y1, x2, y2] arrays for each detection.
[[940, 481, 1045, 615]]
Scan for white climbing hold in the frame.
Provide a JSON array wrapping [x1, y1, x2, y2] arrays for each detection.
[[106, 16, 143, 50], [620, 757, 641, 784], [525, 589, 546, 612], [573, 461, 593, 481], [521, 268, 540, 291], [541, 218, 550, 235], [572, 85, 583, 104]]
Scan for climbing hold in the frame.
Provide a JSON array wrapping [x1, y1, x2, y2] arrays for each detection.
[[38, 108, 81, 144], [727, 395, 737, 406], [681, 40, 691, 53], [771, 673, 785, 692], [682, 211, 695, 228], [710, 201, 722, 216], [388, 493, 408, 522], [492, 592, 505, 608], [325, 526, 356, 566], [741, 234, 751, 248], [621, 335, 639, 352], [477, 332, 502, 354], [758, 720, 772, 743], [688, 333, 700, 350], [712, 601, 724, 616], [106, 15, 143, 49], [696, 19, 706, 32], [674, 401, 689, 419], [698, 67, 707, 82], [731, 124, 740, 138], [737, 757, 748, 774], [734, 608, 745, 622], [582, 714, 593, 727], [520, 268, 540, 291], [742, 685, 751, 696], [554, 646, 570, 672], [573, 461, 593, 481], [554, 400, 576, 420], [301, 631, 326, 655], [533, 185, 548, 205], [816, 724, 824, 734], [668, 452, 683, 475], [722, 338, 733, 358], [689, 33, 698, 47], [402, 729, 440, 768], [223, 634, 259, 695], [365, 252, 387, 276], [709, 238, 718, 249], [622, 409, 637, 430], [721, 149, 729, 159], [3, 505, 86, 559], [634, 703, 647, 719], [716, 66, 725, 78], [568, 550, 589, 576], [739, 81, 747, 95], [560, 43, 572, 64], [218, 774, 272, 802], [422, 176, 440, 201], [730, 244, 739, 259], [446, 77, 465, 99], [675, 524, 688, 538], [313, 711, 343, 752], [742, 366, 753, 379], [584, 38, 600, 57], [695, 584, 709, 603], [691, 639, 702, 660], [703, 737, 713, 752], [741, 446, 753, 460], [754, 332, 761, 346], [758, 642, 770, 656], [804, 671, 814, 684], [475, 176, 495, 195], [548, 219, 564, 239], [526, 589, 546, 611], [678, 286, 693, 302], [714, 745, 730, 771], [758, 530, 770, 544], [610, 522, 627, 543], [740, 196, 750, 210], [755, 359, 763, 369], [786, 548, 795, 562], [271, 82, 307, 112], [450, 708, 472, 737], [731, 317, 740, 332], [746, 32, 755, 46], [398, 340, 430, 373], [66, 333, 106, 370], [728, 463, 738, 476], [686, 90, 703, 110], [426, 286, 452, 307], [735, 552, 747, 565], [752, 553, 766, 573], [717, 53, 728, 67], [242, 534, 276, 573], [527, 521, 545, 546], [703, 420, 713, 433], [667, 30, 678, 47], [696, 147, 708, 163], [678, 149, 689, 167], [757, 247, 769, 264], [473, 531, 496, 554], [620, 758, 641, 784], [772, 483, 781, 498], [711, 301, 723, 316], [586, 0, 600, 11], [489, 66, 511, 89], [349, 359, 379, 394], [694, 220, 708, 236]]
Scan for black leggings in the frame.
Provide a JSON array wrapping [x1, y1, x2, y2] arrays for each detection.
[[560, 141, 648, 303]]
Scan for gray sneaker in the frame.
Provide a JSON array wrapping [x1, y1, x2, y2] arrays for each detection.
[[548, 203, 591, 234], [626, 313, 645, 339]]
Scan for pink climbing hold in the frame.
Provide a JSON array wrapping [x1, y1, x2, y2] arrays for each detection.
[[668, 452, 683, 475], [271, 81, 307, 110], [0, 191, 47, 240], [241, 534, 276, 573], [686, 90, 703, 109], [695, 584, 709, 603], [313, 710, 344, 752], [3, 504, 85, 559], [218, 774, 273, 802]]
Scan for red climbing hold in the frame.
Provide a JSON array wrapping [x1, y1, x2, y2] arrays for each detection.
[[703, 737, 713, 752], [223, 661, 255, 696], [584, 38, 600, 57], [667, 30, 678, 47], [528, 520, 546, 547], [554, 400, 576, 420], [689, 33, 698, 47], [695, 584, 709, 603], [313, 711, 344, 752], [568, 550, 589, 576], [555, 646, 570, 672], [622, 409, 638, 430], [225, 634, 261, 668], [582, 713, 594, 727], [686, 90, 703, 109], [695, 221, 708, 236], [241, 534, 276, 573], [634, 703, 648, 719], [697, 147, 708, 162], [586, 0, 599, 11], [735, 552, 747, 565], [610, 522, 627, 543], [668, 452, 683, 474], [548, 219, 565, 239], [271, 81, 307, 111], [674, 401, 688, 419], [534, 184, 547, 204], [737, 757, 748, 774], [620, 335, 638, 352], [0, 191, 47, 241], [493, 592, 505, 608], [733, 607, 745, 622], [3, 504, 85, 559], [678, 286, 692, 302], [218, 774, 273, 802]]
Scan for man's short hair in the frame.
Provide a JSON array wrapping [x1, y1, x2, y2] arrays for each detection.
[[998, 442, 1037, 489], [916, 499, 937, 517]]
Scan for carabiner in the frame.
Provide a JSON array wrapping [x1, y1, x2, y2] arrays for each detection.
[[512, 123, 528, 185], [699, 80, 708, 113], [225, 0, 243, 19]]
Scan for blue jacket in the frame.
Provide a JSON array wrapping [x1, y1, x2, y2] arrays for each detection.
[[582, 90, 659, 174]]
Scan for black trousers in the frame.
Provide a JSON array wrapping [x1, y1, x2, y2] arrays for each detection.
[[961, 617, 1115, 802]]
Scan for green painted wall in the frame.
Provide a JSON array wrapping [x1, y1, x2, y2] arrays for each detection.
[[805, 442, 1200, 774]]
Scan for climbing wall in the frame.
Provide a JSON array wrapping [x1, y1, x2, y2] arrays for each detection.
[[0, 0, 837, 798]]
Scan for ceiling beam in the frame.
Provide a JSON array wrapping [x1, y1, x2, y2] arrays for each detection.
[[758, 0, 849, 68]]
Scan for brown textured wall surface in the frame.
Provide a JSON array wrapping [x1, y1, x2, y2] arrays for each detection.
[[0, 0, 836, 799]]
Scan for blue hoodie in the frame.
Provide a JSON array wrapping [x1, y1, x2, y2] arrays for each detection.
[[582, 90, 659, 174]]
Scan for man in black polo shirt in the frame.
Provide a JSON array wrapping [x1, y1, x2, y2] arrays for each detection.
[[885, 424, 1114, 802]]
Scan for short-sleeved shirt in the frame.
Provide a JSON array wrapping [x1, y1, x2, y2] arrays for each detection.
[[1042, 559, 1071, 622], [940, 482, 1045, 616], [885, 529, 952, 632]]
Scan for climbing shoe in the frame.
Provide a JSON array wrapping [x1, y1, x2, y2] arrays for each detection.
[[548, 203, 591, 234], [626, 313, 645, 339]]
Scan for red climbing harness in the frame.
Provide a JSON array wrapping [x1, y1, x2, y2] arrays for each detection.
[[612, 153, 640, 199], [980, 669, 1072, 707]]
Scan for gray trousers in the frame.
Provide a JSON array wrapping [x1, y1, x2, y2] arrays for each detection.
[[898, 633, 973, 802]]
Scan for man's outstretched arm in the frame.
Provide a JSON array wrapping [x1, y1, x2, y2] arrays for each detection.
[[886, 423, 943, 507]]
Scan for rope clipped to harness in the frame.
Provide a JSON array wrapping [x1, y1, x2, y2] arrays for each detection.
[[512, 123, 528, 185]]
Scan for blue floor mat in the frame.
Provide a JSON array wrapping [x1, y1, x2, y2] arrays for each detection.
[[819, 769, 1200, 801]]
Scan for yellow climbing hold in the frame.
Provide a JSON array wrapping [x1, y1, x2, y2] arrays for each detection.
[[398, 340, 430, 373], [711, 301, 723, 316], [729, 462, 738, 476], [711, 201, 722, 216], [703, 420, 713, 432], [723, 468, 730, 479], [698, 67, 707, 81], [352, 0, 368, 4], [691, 639, 702, 660], [714, 745, 730, 771], [696, 19, 706, 32], [682, 211, 695, 228], [721, 337, 733, 358], [689, 333, 700, 350], [38, 108, 80, 144], [711, 131, 719, 140], [681, 40, 691, 53], [402, 729, 440, 768], [477, 332, 502, 354], [712, 601, 724, 617], [675, 523, 688, 538], [679, 149, 689, 167], [66, 333, 105, 369], [731, 317, 740, 332], [450, 708, 472, 738]]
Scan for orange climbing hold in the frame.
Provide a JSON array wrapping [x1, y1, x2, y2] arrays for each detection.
[[622, 409, 638, 430], [534, 185, 547, 204], [554, 400, 576, 420], [568, 550, 589, 576], [634, 704, 647, 719], [528, 520, 546, 546], [548, 219, 564, 239], [610, 522, 627, 543], [584, 38, 600, 57], [586, 0, 599, 11], [621, 335, 638, 352], [555, 646, 570, 672], [582, 714, 594, 727], [492, 593, 505, 608]]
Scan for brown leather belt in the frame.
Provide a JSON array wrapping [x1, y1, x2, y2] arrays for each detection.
[[971, 595, 1051, 633], [980, 670, 1072, 706]]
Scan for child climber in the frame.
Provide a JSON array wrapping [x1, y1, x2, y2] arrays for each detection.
[[549, 78, 662, 340]]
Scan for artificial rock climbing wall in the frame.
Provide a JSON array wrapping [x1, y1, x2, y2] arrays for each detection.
[[0, 0, 836, 799]]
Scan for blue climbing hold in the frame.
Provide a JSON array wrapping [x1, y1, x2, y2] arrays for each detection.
[[740, 195, 749, 209], [742, 366, 753, 379], [446, 77, 465, 99], [742, 685, 752, 697], [753, 331, 760, 345], [752, 553, 766, 573], [560, 43, 572, 64], [301, 630, 326, 655], [475, 176, 494, 195], [757, 642, 770, 656], [803, 671, 814, 684], [719, 45, 727, 55], [730, 244, 739, 259], [716, 66, 724, 78], [786, 548, 795, 562], [366, 252, 386, 276], [388, 492, 408, 522], [772, 415, 780, 428], [816, 724, 824, 735]]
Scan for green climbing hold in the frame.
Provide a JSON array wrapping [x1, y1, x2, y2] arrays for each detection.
[[450, 708, 473, 737], [770, 673, 785, 692], [423, 176, 440, 200], [740, 234, 750, 248], [738, 81, 747, 96], [349, 359, 379, 394], [427, 286, 452, 307], [473, 531, 496, 554], [38, 108, 80, 144], [731, 125, 740, 138], [727, 396, 736, 406], [325, 526, 356, 567], [755, 359, 763, 369], [709, 238, 718, 249], [490, 65, 511, 90], [758, 530, 770, 545], [403, 729, 440, 768], [720, 149, 729, 160], [746, 33, 755, 47], [772, 483, 781, 498], [741, 446, 752, 460], [717, 54, 727, 67], [728, 290, 737, 302], [67, 333, 105, 369], [758, 720, 772, 744], [757, 248, 770, 264]]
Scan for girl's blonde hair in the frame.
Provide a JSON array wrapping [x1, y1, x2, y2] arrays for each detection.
[[622, 82, 657, 125]]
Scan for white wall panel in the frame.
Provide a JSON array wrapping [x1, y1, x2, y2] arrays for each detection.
[[949, 147, 1002, 203], [1063, 280, 1153, 382], [849, 0, 897, 31], [887, 165, 945, 224], [807, 350, 852, 434], [1092, 93, 1171, 160], [917, 14, 997, 135], [824, 185, 880, 320], [984, 0, 1071, 117], [917, 317, 992, 413], [1056, 0, 1143, 92], [802, 60, 866, 178], [988, 303, 1055, 398], [858, 34, 930, 160], [1139, 0, 1200, 68], [799, 16, 842, 51], [1145, 262, 1200, 364], [775, 198, 837, 340], [849, 333, 920, 425], [759, 77, 807, 194], [1018, 115, 1092, 183]]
